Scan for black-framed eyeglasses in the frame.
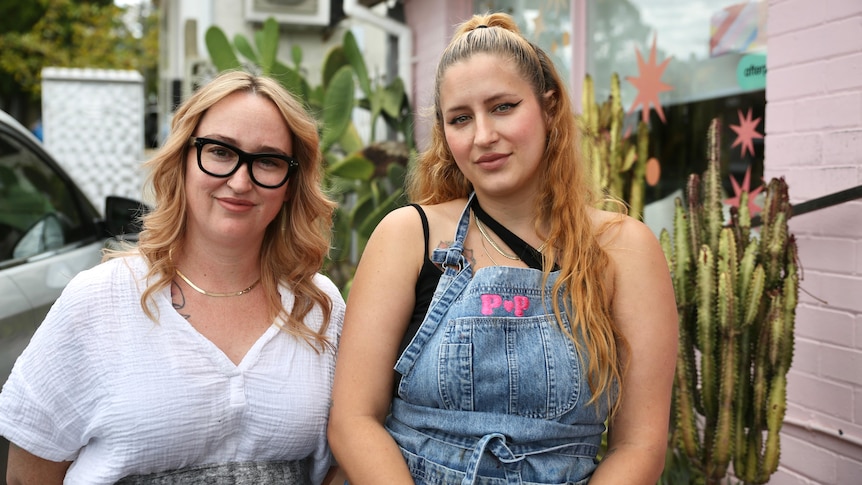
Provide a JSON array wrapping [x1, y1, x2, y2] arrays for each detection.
[[190, 137, 299, 189]]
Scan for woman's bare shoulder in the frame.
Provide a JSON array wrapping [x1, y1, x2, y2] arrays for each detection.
[[409, 198, 468, 243], [417, 198, 469, 219], [588, 207, 658, 249], [377, 198, 463, 222]]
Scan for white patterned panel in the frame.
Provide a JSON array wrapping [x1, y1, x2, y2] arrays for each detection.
[[41, 68, 146, 214]]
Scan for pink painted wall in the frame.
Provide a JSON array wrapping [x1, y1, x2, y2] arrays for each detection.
[[404, 0, 473, 151], [765, 0, 862, 483]]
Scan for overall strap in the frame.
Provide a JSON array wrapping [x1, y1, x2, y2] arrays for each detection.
[[394, 195, 475, 378], [430, 193, 475, 274]]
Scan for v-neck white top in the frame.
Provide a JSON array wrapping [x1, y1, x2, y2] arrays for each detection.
[[0, 255, 345, 484]]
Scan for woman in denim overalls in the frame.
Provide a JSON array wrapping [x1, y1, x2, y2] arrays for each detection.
[[329, 12, 679, 485]]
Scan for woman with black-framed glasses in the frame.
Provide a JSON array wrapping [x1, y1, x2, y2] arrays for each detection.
[[0, 71, 346, 484]]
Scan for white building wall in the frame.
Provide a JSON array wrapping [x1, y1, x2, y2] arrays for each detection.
[[41, 68, 145, 211]]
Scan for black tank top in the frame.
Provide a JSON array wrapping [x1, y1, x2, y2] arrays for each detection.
[[397, 204, 442, 363]]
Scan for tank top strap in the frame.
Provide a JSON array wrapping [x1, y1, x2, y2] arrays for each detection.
[[407, 203, 430, 260]]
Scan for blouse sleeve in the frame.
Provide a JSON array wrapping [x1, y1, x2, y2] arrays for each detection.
[[0, 263, 115, 462]]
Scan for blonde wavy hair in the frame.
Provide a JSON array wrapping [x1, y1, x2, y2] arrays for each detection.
[[113, 70, 337, 353], [407, 13, 627, 416]]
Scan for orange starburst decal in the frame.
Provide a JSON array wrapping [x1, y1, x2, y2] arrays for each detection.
[[729, 108, 763, 158], [724, 165, 763, 215], [626, 35, 673, 124]]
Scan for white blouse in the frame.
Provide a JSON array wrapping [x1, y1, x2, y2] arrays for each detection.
[[0, 255, 345, 484]]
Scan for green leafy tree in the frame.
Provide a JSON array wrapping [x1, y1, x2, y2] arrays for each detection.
[[0, 0, 158, 122]]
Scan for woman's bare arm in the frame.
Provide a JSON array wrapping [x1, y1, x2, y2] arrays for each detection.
[[6, 442, 71, 485], [590, 216, 679, 484], [327, 207, 427, 484]]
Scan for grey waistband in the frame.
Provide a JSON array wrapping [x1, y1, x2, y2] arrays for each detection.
[[115, 458, 311, 485]]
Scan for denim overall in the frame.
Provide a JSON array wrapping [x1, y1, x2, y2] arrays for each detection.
[[385, 198, 609, 485]]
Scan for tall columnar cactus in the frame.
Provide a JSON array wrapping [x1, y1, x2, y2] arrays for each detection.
[[659, 119, 799, 484], [580, 73, 649, 220]]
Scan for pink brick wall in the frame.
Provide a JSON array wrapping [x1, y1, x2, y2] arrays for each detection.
[[765, 0, 862, 483]]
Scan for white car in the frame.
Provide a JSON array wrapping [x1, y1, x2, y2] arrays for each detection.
[[0, 108, 143, 479]]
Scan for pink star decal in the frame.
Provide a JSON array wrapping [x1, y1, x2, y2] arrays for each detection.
[[729, 108, 763, 158], [626, 35, 673, 124], [724, 165, 763, 215]]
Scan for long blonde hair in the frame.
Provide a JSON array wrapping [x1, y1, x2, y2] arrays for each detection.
[[118, 71, 337, 352], [407, 13, 626, 416]]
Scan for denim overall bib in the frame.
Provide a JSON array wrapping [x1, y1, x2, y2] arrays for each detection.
[[385, 197, 609, 485]]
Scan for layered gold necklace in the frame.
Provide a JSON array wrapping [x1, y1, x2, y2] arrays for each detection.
[[475, 216, 520, 261]]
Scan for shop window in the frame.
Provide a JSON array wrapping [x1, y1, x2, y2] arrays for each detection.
[[586, 0, 767, 224], [475, 0, 767, 232]]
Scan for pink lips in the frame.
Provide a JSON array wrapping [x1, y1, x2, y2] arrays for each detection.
[[217, 197, 256, 211], [476, 152, 509, 165]]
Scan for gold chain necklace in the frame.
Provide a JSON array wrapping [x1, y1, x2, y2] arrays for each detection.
[[478, 234, 500, 266], [175, 268, 260, 297], [474, 215, 520, 260]]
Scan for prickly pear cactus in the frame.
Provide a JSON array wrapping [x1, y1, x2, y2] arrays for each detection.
[[659, 119, 799, 484]]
